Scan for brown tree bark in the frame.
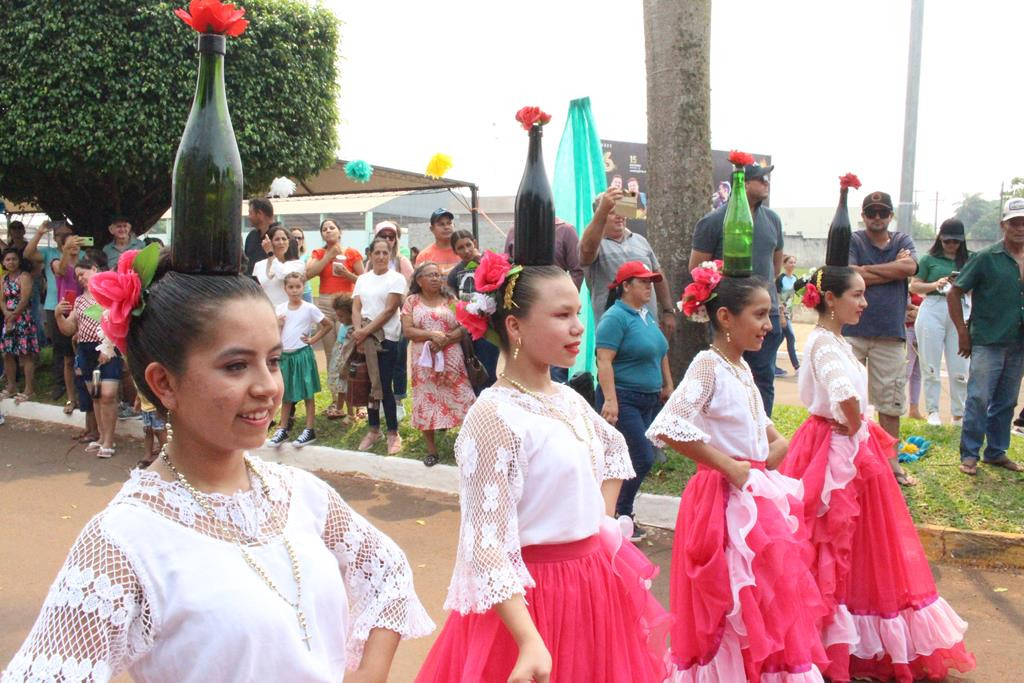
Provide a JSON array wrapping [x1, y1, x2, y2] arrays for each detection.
[[643, 0, 712, 380]]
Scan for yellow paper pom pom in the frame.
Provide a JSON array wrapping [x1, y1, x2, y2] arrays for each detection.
[[426, 153, 453, 179]]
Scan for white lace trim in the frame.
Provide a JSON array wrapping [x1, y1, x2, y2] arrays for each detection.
[[848, 597, 969, 664]]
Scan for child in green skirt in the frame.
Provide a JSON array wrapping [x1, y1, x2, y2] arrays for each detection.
[[267, 272, 332, 449]]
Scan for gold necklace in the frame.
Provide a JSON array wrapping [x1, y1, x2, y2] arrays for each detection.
[[160, 448, 312, 650], [708, 345, 760, 424], [499, 372, 594, 444]]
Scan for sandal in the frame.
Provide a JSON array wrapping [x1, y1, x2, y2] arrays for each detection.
[[0, 389, 11, 400], [97, 446, 116, 459], [423, 453, 439, 468], [63, 401, 75, 415], [983, 457, 1024, 473], [386, 432, 403, 456], [893, 468, 918, 486], [14, 392, 31, 405], [325, 405, 345, 420], [959, 459, 978, 476], [358, 430, 383, 451], [85, 441, 103, 452]]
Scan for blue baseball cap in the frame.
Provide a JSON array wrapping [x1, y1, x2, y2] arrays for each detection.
[[430, 208, 454, 224]]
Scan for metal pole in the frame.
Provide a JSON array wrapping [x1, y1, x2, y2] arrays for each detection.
[[897, 0, 925, 234], [470, 185, 480, 241]]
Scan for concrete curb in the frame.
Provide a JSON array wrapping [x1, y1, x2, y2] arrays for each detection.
[[6, 399, 1023, 569]]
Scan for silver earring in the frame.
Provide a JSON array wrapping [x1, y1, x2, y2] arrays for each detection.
[[726, 330, 732, 344]]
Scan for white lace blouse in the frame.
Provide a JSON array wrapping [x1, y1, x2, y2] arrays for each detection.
[[2, 459, 434, 683], [646, 350, 770, 462], [444, 385, 633, 615], [798, 328, 867, 424]]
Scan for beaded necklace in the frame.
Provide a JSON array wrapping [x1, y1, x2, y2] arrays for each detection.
[[708, 345, 761, 424], [159, 449, 312, 649], [499, 373, 595, 445]]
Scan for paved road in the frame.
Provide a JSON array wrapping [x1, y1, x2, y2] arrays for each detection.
[[2, 419, 1022, 681]]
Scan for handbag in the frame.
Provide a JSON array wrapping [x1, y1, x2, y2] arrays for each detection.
[[459, 334, 491, 390]]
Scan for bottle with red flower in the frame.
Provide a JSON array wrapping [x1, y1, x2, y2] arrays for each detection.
[[171, 1, 249, 274], [513, 106, 555, 266], [722, 150, 755, 277]]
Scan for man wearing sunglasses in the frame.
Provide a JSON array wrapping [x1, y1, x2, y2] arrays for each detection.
[[845, 191, 919, 485]]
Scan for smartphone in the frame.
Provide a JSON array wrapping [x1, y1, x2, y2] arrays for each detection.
[[61, 290, 77, 307], [950, 271, 960, 278], [78, 236, 94, 247]]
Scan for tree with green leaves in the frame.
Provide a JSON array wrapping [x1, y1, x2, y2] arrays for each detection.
[[954, 193, 1001, 241], [0, 0, 339, 243]]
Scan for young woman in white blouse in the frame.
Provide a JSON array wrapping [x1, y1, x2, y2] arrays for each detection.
[[252, 224, 304, 307], [3, 256, 433, 682], [416, 258, 668, 683], [781, 266, 974, 682], [647, 270, 829, 682]]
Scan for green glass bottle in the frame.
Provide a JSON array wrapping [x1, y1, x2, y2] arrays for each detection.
[[722, 166, 753, 277], [171, 33, 243, 274]]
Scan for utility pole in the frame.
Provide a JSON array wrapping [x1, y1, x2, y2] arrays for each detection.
[[897, 0, 925, 234]]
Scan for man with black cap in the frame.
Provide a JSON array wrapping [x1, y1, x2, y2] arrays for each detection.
[[690, 162, 784, 415], [950, 198, 1024, 476], [844, 191, 918, 476], [416, 208, 461, 275]]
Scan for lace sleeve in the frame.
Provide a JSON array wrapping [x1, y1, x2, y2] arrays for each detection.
[[3, 516, 152, 683], [808, 336, 859, 423], [321, 488, 435, 670], [444, 397, 533, 614], [646, 352, 715, 448], [569, 388, 634, 482]]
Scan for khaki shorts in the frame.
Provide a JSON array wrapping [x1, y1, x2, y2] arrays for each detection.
[[845, 336, 907, 417]]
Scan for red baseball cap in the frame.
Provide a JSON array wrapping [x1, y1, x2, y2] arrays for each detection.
[[609, 261, 663, 289]]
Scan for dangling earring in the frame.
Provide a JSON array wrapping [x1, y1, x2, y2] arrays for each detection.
[[726, 330, 732, 344], [513, 338, 521, 361], [830, 308, 835, 321]]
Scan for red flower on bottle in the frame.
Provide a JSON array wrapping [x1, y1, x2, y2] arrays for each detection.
[[89, 250, 144, 353], [515, 106, 552, 131], [473, 250, 513, 293], [728, 150, 755, 167], [839, 173, 862, 190], [456, 301, 489, 341], [175, 0, 249, 37]]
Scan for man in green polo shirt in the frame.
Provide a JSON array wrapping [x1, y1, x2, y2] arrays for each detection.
[[949, 198, 1024, 475]]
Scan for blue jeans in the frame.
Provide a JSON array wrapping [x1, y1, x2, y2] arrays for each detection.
[[743, 312, 784, 416], [596, 386, 661, 518], [393, 336, 408, 399], [473, 338, 499, 394], [959, 339, 1024, 463], [368, 339, 400, 432], [781, 317, 799, 369]]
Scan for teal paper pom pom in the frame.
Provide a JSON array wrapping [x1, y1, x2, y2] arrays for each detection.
[[345, 160, 373, 183]]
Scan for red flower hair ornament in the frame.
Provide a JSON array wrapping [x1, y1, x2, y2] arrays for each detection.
[[515, 106, 552, 131], [454, 251, 523, 341], [802, 283, 822, 309], [175, 0, 249, 37], [86, 244, 161, 354], [678, 260, 723, 323]]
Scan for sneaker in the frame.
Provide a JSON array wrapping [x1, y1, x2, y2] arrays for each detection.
[[292, 428, 316, 449], [926, 412, 942, 427], [629, 518, 648, 542], [266, 428, 289, 449], [774, 367, 788, 377]]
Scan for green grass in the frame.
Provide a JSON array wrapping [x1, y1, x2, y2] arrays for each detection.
[[23, 361, 1024, 534]]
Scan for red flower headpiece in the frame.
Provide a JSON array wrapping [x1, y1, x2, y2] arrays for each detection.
[[515, 106, 552, 131], [839, 172, 862, 190], [454, 251, 523, 340], [87, 244, 161, 354], [175, 0, 249, 37], [728, 150, 755, 167], [678, 260, 723, 322]]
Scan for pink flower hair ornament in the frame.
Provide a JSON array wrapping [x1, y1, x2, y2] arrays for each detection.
[[678, 260, 723, 323], [453, 250, 523, 341], [85, 243, 162, 354]]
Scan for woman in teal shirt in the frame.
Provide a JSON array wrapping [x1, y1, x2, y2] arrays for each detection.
[[909, 218, 970, 425], [595, 261, 673, 541]]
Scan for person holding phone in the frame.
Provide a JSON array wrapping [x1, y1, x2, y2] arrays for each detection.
[[909, 218, 971, 426]]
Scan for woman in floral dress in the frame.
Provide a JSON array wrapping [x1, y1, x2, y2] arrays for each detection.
[[2, 248, 39, 403], [400, 261, 476, 467]]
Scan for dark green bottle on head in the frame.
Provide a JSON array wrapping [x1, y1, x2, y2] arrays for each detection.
[[513, 124, 555, 266], [826, 185, 852, 267], [171, 33, 243, 275], [722, 167, 754, 277]]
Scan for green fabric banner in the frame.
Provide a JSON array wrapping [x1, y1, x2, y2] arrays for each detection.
[[553, 97, 607, 380]]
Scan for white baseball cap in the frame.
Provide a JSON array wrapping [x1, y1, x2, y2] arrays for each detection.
[[1002, 198, 1024, 221]]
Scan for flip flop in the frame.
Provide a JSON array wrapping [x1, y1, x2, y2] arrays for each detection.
[[894, 469, 918, 486], [983, 457, 1024, 472], [63, 401, 75, 415], [959, 459, 978, 476], [324, 406, 345, 420], [14, 393, 31, 405], [85, 441, 103, 452]]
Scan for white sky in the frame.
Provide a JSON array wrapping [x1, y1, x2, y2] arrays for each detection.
[[326, 0, 1024, 225]]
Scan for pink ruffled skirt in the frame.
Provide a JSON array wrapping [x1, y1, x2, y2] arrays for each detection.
[[782, 416, 976, 682], [415, 523, 671, 682], [667, 461, 830, 682]]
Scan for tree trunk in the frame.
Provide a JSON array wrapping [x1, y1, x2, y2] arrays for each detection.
[[643, 0, 712, 380]]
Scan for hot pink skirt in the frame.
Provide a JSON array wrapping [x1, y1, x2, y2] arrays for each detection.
[[782, 416, 976, 682], [415, 528, 671, 682], [667, 461, 830, 682]]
